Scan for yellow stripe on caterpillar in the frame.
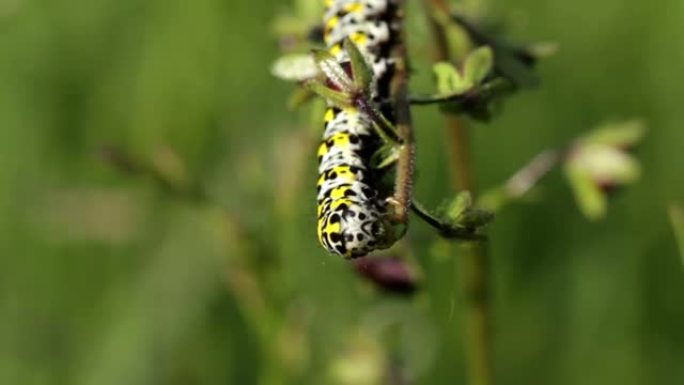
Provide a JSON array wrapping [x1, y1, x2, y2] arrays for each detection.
[[330, 198, 353, 211], [327, 132, 352, 148], [329, 186, 350, 199], [324, 108, 337, 122], [317, 141, 329, 159], [343, 3, 364, 13], [329, 44, 342, 56], [318, 166, 359, 188], [324, 16, 339, 39]]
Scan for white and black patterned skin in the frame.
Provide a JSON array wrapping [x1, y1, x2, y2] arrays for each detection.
[[316, 0, 399, 258]]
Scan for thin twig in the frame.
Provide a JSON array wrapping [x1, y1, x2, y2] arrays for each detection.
[[410, 200, 447, 232], [409, 79, 513, 106], [504, 149, 560, 198], [422, 1, 494, 385], [410, 201, 485, 240]]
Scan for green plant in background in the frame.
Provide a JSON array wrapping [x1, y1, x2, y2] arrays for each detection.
[[4, 0, 684, 384], [670, 204, 684, 265], [272, 0, 648, 384]]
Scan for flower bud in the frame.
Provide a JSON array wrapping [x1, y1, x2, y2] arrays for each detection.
[[353, 257, 418, 295]]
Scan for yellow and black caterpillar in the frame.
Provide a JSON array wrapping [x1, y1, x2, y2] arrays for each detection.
[[316, 0, 400, 258]]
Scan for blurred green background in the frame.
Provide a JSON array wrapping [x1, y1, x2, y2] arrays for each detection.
[[1, 0, 682, 384]]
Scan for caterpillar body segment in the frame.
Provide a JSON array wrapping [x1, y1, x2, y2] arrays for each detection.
[[316, 0, 401, 258], [324, 0, 393, 18], [318, 143, 373, 174], [320, 107, 374, 137], [324, 20, 391, 48], [317, 198, 393, 257]]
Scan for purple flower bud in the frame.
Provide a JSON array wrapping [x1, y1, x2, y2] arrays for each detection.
[[353, 257, 418, 295]]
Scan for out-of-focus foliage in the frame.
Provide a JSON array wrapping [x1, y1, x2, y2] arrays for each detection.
[[670, 204, 684, 264], [564, 120, 645, 220], [0, 0, 682, 385]]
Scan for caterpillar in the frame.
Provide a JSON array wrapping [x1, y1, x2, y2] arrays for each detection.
[[316, 0, 401, 258]]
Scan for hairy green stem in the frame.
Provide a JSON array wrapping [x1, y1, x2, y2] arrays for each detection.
[[358, 97, 404, 145], [389, 0, 416, 225], [422, 1, 494, 384]]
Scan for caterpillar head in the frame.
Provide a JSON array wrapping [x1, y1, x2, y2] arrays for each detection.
[[318, 198, 396, 258]]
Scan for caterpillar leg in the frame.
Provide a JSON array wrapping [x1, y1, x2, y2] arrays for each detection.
[[385, 196, 405, 220], [384, 197, 408, 240]]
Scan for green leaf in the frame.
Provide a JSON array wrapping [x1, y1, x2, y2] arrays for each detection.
[[570, 144, 641, 185], [370, 143, 401, 169], [433, 62, 471, 95], [581, 120, 646, 147], [565, 164, 607, 221], [458, 208, 495, 230], [312, 48, 336, 64], [439, 191, 495, 231], [343, 38, 372, 92], [463, 46, 493, 85], [271, 54, 319, 82], [312, 49, 353, 92], [305, 80, 351, 108], [446, 191, 473, 220]]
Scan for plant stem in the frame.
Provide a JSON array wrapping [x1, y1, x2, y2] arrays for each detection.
[[458, 241, 492, 385], [409, 79, 513, 106], [445, 117, 476, 192], [389, 0, 416, 224], [410, 200, 484, 240], [422, 1, 494, 384], [503, 149, 560, 198]]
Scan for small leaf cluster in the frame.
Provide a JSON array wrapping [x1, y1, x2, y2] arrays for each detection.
[[439, 191, 494, 237], [428, 46, 511, 121], [563, 120, 646, 220], [416, 11, 556, 121], [412, 192, 494, 240]]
